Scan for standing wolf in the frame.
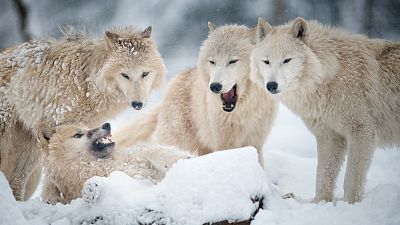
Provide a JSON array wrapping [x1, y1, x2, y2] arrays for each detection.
[[251, 17, 400, 203], [115, 23, 277, 166], [0, 26, 166, 200]]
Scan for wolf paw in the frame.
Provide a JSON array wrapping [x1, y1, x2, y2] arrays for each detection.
[[82, 181, 101, 205]]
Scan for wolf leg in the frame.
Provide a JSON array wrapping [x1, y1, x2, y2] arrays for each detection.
[[251, 144, 265, 168], [344, 127, 375, 203], [41, 176, 63, 204], [24, 164, 42, 200], [305, 120, 346, 203], [3, 121, 40, 201]]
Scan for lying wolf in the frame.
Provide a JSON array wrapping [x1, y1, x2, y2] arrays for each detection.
[[0, 26, 166, 200], [38, 122, 192, 204], [251, 17, 400, 203]]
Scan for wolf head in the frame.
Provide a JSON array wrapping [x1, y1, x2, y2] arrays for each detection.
[[251, 17, 322, 96], [197, 23, 254, 112], [93, 26, 166, 110], [38, 122, 116, 161]]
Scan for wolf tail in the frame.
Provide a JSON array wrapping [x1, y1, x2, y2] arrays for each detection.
[[114, 106, 160, 148]]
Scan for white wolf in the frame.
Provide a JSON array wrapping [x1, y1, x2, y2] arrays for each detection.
[[115, 23, 277, 166], [0, 26, 166, 200], [251, 17, 400, 203]]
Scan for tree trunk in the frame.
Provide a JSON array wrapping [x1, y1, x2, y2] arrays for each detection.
[[273, 0, 286, 24], [11, 0, 31, 41], [363, 0, 374, 36]]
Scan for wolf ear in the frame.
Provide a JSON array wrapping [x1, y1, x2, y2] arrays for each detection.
[[208, 21, 217, 33], [37, 124, 55, 145], [141, 26, 152, 38], [255, 17, 272, 43], [105, 31, 120, 50], [105, 31, 119, 42], [291, 17, 308, 39]]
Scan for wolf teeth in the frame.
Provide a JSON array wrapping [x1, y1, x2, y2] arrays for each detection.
[[96, 136, 112, 144]]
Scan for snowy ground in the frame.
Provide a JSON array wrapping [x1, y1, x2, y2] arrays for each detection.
[[1, 147, 274, 225], [1, 89, 400, 225]]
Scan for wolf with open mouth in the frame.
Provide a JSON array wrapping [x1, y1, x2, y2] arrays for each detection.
[[115, 23, 277, 167], [38, 122, 193, 204]]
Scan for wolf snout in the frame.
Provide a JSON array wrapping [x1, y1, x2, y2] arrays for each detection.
[[131, 101, 143, 110], [266, 81, 279, 94], [101, 123, 111, 131], [210, 82, 222, 93]]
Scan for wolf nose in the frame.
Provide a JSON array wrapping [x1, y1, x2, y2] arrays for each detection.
[[210, 82, 222, 93], [102, 123, 111, 131], [131, 101, 143, 110], [266, 81, 278, 94]]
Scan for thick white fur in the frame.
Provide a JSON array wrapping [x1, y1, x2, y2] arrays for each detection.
[[115, 24, 277, 166], [252, 17, 400, 203], [0, 26, 166, 200]]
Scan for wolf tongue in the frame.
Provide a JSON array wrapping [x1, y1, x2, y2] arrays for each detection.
[[222, 87, 235, 102]]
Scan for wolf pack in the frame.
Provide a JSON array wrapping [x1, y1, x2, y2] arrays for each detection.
[[0, 17, 399, 209]]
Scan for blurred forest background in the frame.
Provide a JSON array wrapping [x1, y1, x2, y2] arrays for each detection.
[[1, 0, 399, 76]]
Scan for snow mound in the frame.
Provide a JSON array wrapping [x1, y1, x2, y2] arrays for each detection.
[[155, 147, 276, 224], [1, 147, 276, 225], [0, 173, 28, 225]]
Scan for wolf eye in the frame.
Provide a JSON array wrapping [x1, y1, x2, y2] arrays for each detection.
[[121, 73, 129, 80], [263, 60, 270, 65], [228, 59, 239, 65], [142, 72, 149, 78], [73, 133, 83, 138], [283, 58, 292, 64], [209, 60, 215, 65]]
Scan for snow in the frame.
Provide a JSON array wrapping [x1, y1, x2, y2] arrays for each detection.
[[0, 173, 28, 225], [253, 184, 400, 225], [154, 148, 273, 224], [4, 41, 50, 69], [1, 147, 275, 225]]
